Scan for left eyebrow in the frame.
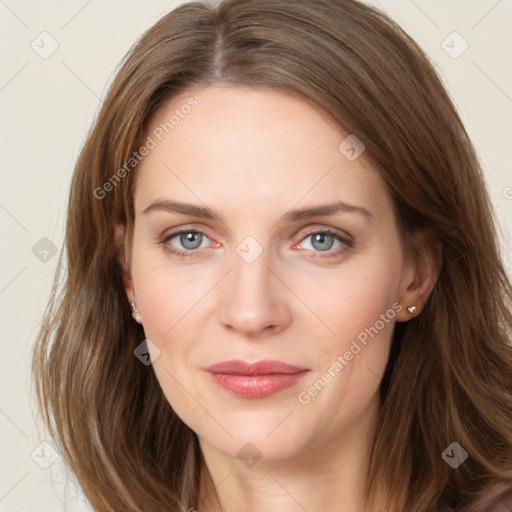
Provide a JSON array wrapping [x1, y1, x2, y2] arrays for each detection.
[[141, 199, 375, 224], [280, 200, 375, 224]]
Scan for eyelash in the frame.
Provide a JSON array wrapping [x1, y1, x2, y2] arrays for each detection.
[[159, 228, 354, 260]]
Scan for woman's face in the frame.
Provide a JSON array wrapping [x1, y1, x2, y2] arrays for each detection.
[[121, 84, 417, 463]]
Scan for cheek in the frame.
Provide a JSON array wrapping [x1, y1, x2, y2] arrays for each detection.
[[292, 268, 399, 435], [130, 254, 202, 423], [309, 254, 401, 350], [131, 244, 203, 339], [298, 252, 401, 416]]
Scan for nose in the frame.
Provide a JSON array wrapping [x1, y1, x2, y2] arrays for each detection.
[[217, 246, 292, 338]]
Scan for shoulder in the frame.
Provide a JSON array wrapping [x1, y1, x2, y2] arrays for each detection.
[[465, 484, 512, 512]]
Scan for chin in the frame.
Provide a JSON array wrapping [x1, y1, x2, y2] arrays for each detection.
[[197, 415, 310, 462]]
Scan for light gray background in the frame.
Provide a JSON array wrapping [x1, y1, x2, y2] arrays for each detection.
[[1, 0, 511, 510]]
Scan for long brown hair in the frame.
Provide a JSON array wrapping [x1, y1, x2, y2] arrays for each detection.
[[31, 0, 512, 510]]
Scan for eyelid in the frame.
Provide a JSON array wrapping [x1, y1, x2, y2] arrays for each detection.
[[160, 227, 216, 250], [292, 227, 353, 257], [293, 225, 353, 245]]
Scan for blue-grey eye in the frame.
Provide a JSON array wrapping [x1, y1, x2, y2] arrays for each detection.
[[308, 232, 337, 252], [179, 232, 203, 250]]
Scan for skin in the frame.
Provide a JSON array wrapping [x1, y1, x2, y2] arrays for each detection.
[[116, 84, 439, 511]]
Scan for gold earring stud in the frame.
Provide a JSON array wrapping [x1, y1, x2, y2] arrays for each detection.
[[407, 305, 417, 315]]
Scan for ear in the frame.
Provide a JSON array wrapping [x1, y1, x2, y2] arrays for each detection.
[[114, 222, 136, 304], [395, 229, 442, 322]]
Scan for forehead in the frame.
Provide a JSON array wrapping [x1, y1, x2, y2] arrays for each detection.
[[134, 85, 391, 223]]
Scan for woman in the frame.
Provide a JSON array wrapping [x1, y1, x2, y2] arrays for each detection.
[[32, 0, 512, 510]]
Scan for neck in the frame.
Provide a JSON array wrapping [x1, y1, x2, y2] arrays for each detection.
[[196, 399, 382, 512]]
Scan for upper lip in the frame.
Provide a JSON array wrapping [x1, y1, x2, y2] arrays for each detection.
[[204, 359, 309, 375]]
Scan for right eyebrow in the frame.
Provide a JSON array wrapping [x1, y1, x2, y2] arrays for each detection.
[[142, 199, 223, 221]]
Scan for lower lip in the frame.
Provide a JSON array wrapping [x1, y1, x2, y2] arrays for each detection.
[[207, 371, 309, 399]]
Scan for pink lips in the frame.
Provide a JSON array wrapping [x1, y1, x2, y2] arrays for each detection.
[[204, 360, 310, 399]]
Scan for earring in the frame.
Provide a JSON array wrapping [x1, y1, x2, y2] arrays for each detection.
[[130, 302, 143, 324], [406, 305, 417, 315]]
